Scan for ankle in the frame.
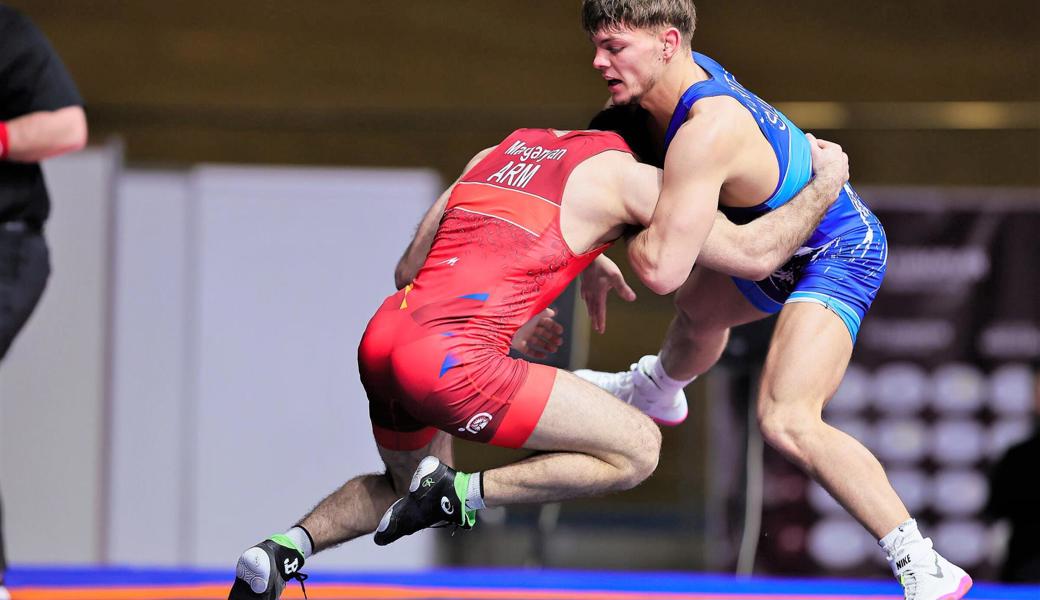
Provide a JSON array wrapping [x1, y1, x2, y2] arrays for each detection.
[[462, 471, 485, 511], [880, 519, 931, 576], [284, 525, 314, 559], [643, 355, 696, 391], [879, 518, 923, 556]]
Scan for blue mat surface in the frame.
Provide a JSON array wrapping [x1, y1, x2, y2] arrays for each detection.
[[7, 565, 1039, 599]]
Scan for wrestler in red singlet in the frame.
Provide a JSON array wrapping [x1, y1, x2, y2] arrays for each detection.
[[359, 128, 632, 451]]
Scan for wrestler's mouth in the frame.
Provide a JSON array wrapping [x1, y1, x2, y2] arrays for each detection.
[[606, 78, 623, 90]]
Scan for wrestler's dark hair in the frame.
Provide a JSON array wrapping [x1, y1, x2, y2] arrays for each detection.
[[582, 0, 697, 47], [588, 105, 662, 167]]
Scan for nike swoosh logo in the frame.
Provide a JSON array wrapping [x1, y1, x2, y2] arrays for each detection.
[[929, 555, 944, 579], [640, 366, 663, 390]]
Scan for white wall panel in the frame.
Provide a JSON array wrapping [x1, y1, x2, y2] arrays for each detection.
[[107, 171, 191, 565], [187, 166, 439, 568], [0, 146, 118, 563]]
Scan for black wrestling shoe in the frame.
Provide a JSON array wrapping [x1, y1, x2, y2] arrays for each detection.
[[228, 537, 308, 600], [374, 456, 476, 546]]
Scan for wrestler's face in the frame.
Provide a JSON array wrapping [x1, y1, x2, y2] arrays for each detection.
[[591, 26, 666, 106]]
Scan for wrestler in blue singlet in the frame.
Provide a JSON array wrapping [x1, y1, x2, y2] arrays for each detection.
[[664, 52, 888, 341]]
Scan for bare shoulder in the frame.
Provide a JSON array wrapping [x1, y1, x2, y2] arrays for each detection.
[[559, 148, 638, 250], [571, 148, 637, 190], [685, 96, 758, 147], [587, 147, 639, 169], [565, 149, 634, 210], [667, 100, 747, 167], [690, 94, 756, 122]]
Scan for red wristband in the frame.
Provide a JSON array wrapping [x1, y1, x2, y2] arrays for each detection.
[[0, 121, 8, 160]]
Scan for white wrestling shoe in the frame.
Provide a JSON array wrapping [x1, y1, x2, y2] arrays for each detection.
[[574, 355, 688, 425], [890, 538, 972, 600]]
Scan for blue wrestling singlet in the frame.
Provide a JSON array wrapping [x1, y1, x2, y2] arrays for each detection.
[[663, 52, 888, 341]]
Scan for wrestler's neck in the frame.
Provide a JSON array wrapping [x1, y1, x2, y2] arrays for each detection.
[[640, 52, 709, 128]]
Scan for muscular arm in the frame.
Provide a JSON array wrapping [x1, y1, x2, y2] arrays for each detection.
[[4, 106, 87, 163], [625, 119, 728, 294], [696, 135, 848, 280], [620, 134, 848, 282], [393, 147, 494, 289]]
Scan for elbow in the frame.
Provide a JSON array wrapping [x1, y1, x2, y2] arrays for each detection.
[[736, 240, 783, 281], [67, 108, 88, 152], [640, 265, 687, 295], [744, 258, 777, 282], [752, 248, 792, 281], [45, 108, 88, 157], [393, 266, 412, 290], [646, 277, 680, 295], [394, 256, 420, 290], [630, 246, 691, 295], [60, 107, 88, 153], [70, 121, 88, 152]]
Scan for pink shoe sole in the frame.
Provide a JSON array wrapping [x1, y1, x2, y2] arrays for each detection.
[[652, 411, 688, 427], [938, 575, 973, 600]]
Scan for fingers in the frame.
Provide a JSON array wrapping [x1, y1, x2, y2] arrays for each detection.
[[593, 290, 607, 333], [806, 132, 850, 183], [535, 318, 564, 346], [581, 279, 607, 334], [525, 323, 563, 357], [579, 275, 601, 333], [540, 315, 564, 336], [807, 133, 837, 152], [612, 275, 637, 302]]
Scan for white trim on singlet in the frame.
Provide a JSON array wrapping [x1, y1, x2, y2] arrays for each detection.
[[449, 206, 540, 238], [455, 180, 561, 207], [786, 291, 857, 318]]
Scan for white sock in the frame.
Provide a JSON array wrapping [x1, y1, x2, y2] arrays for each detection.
[[879, 518, 923, 559], [285, 525, 314, 558], [465, 471, 485, 511], [648, 355, 696, 391]]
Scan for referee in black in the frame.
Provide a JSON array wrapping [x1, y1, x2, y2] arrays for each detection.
[[0, 5, 87, 597]]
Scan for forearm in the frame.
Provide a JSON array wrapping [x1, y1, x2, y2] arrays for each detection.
[[4, 106, 87, 162], [394, 243, 427, 290], [394, 186, 456, 289], [699, 175, 843, 280], [627, 224, 698, 295], [751, 175, 843, 270], [393, 147, 493, 289], [394, 219, 439, 289], [696, 213, 768, 280]]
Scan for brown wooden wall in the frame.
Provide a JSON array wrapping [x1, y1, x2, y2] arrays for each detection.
[[11, 0, 1039, 185]]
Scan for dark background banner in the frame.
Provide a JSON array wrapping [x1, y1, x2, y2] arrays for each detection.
[[757, 188, 1039, 578]]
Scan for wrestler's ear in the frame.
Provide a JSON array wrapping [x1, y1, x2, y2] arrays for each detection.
[[660, 27, 682, 60]]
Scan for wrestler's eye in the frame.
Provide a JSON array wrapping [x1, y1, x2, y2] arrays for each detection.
[[607, 45, 624, 55]]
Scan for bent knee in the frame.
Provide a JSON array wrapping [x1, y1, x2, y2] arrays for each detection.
[[757, 398, 823, 459], [617, 417, 661, 490]]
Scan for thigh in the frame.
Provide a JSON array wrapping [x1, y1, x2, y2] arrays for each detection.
[[374, 333, 557, 451], [788, 235, 887, 344], [675, 266, 769, 329], [758, 301, 854, 416], [522, 368, 657, 455], [0, 232, 50, 360]]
